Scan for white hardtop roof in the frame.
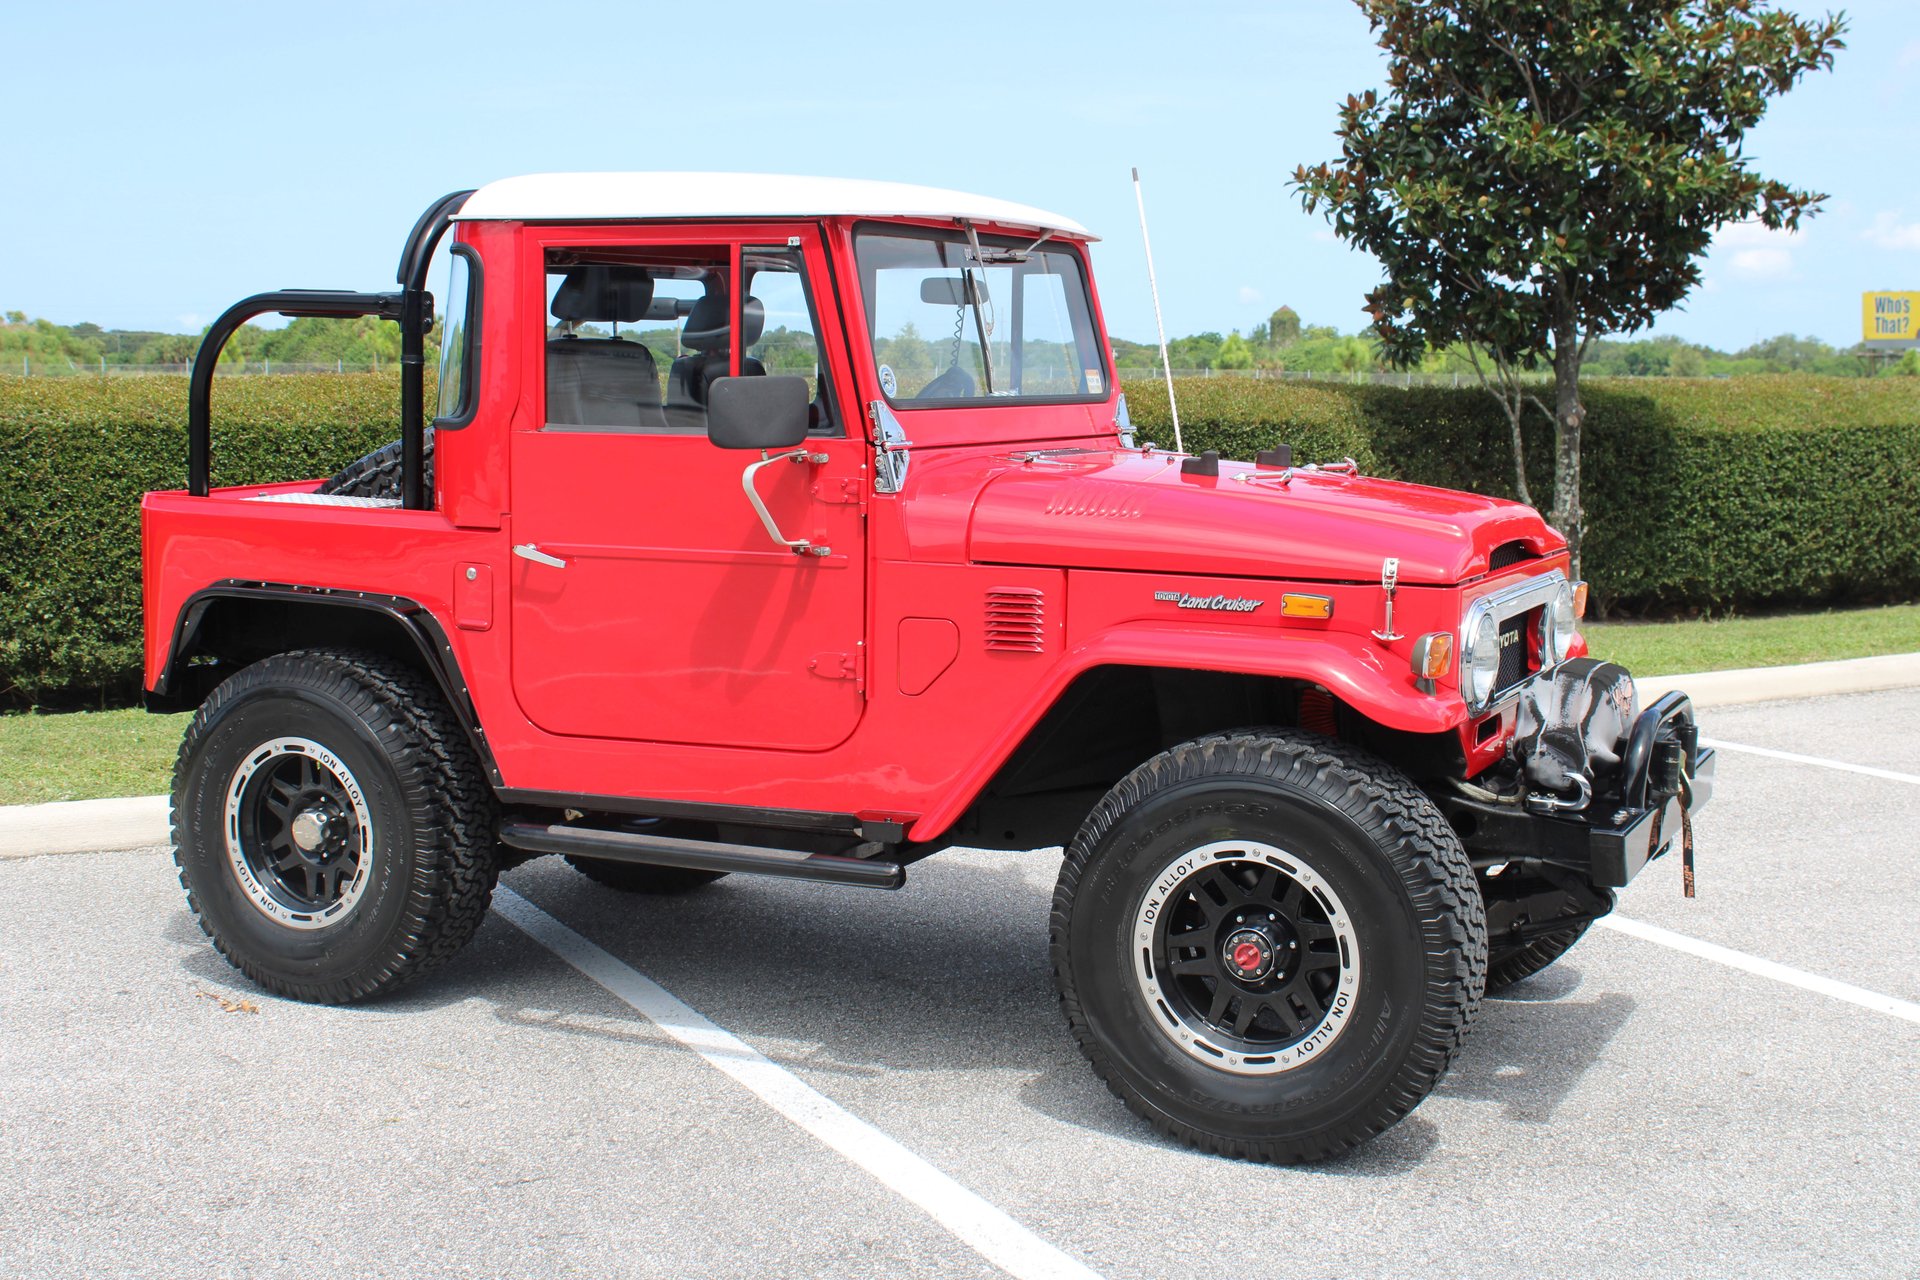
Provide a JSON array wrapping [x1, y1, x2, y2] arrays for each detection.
[[455, 172, 1095, 239]]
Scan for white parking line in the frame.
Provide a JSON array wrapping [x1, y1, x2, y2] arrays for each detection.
[[491, 888, 1104, 1280], [1599, 915, 1920, 1026], [1699, 737, 1920, 786]]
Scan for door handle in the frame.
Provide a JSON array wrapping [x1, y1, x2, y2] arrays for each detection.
[[513, 543, 567, 569]]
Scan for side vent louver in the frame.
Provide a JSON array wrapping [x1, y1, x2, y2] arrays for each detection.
[[985, 587, 1047, 653]]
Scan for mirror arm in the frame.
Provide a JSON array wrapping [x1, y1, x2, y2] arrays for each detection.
[[742, 448, 831, 556]]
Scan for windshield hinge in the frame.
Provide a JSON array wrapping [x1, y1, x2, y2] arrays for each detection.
[[868, 400, 912, 494]]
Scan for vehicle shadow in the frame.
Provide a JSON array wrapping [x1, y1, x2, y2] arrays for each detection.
[[164, 853, 1629, 1165], [1436, 971, 1637, 1125]]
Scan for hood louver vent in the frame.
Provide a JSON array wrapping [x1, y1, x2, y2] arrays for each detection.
[[1489, 541, 1535, 571], [1044, 480, 1147, 520], [985, 587, 1047, 653]]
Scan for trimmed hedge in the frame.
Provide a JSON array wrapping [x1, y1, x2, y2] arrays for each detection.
[[1, 372, 1915, 704], [1125, 376, 1920, 615], [0, 375, 404, 704]]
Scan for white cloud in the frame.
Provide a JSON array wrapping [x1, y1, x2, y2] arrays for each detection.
[[1730, 248, 1793, 279], [176, 313, 204, 331], [1900, 41, 1920, 70], [1862, 211, 1920, 251], [1237, 285, 1262, 305], [1712, 221, 1799, 280]]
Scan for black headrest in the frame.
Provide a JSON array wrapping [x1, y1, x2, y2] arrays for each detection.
[[551, 265, 655, 323], [680, 293, 764, 353]]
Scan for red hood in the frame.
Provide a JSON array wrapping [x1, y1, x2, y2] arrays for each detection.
[[966, 451, 1560, 584]]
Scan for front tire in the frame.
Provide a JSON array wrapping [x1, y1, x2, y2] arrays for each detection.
[[171, 648, 498, 1004], [1051, 730, 1486, 1163]]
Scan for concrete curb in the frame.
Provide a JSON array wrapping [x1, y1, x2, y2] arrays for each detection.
[[0, 794, 169, 859], [1, 652, 1915, 859], [1634, 651, 1920, 709]]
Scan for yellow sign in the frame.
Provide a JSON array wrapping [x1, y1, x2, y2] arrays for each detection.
[[1863, 291, 1920, 343]]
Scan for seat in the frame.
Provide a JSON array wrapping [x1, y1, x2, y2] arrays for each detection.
[[665, 289, 765, 433], [546, 264, 666, 431]]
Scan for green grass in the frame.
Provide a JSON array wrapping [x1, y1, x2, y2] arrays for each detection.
[[0, 708, 189, 805], [1585, 603, 1920, 676], [1, 604, 1916, 806]]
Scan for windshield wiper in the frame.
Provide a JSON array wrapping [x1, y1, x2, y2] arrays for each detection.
[[958, 221, 998, 395]]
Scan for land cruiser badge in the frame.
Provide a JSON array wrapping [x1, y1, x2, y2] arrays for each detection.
[[1154, 590, 1264, 613]]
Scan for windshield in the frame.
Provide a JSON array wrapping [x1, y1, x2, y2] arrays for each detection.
[[855, 226, 1108, 406]]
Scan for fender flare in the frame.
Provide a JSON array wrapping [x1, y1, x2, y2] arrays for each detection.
[[908, 621, 1463, 842], [151, 580, 501, 786]]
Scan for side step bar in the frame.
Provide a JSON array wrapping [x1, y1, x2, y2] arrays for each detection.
[[497, 820, 905, 890]]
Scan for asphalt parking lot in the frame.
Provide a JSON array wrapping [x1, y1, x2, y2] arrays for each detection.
[[3, 689, 1917, 1279]]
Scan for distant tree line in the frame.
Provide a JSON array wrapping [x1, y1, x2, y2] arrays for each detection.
[[6, 306, 1915, 379], [1108, 305, 1916, 379], [0, 310, 431, 370]]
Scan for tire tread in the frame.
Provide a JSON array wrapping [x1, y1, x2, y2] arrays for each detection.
[[171, 647, 496, 1004], [1050, 729, 1486, 1163]]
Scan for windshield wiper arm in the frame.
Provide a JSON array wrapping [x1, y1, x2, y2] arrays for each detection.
[[958, 221, 997, 395]]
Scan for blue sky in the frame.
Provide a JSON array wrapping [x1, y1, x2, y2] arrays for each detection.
[[5, 0, 1916, 351]]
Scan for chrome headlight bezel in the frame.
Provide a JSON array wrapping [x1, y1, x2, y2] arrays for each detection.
[[1464, 613, 1501, 706], [1538, 579, 1577, 667], [1459, 569, 1572, 715]]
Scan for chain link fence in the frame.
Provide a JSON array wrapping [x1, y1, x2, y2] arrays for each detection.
[[8, 358, 392, 377]]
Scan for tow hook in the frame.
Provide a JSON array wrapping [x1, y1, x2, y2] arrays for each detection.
[[1524, 774, 1593, 814]]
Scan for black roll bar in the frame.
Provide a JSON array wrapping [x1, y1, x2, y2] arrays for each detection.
[[186, 189, 475, 507]]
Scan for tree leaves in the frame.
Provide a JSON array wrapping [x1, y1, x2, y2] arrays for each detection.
[[1292, 0, 1846, 562]]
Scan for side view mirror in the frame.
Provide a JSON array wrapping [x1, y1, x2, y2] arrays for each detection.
[[707, 375, 810, 451]]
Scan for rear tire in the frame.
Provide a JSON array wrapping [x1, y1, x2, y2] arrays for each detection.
[[563, 818, 728, 893], [171, 648, 497, 1004], [566, 858, 726, 895], [1487, 921, 1591, 991], [1052, 730, 1486, 1163]]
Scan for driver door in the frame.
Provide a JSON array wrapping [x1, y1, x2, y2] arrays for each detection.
[[508, 226, 867, 752]]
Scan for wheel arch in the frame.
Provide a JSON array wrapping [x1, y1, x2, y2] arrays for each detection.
[[926, 657, 1468, 852], [149, 581, 501, 785]]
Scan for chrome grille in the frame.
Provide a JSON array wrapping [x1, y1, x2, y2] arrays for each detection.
[[1496, 609, 1534, 696]]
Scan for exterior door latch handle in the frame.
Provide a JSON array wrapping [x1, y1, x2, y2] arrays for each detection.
[[513, 543, 567, 570]]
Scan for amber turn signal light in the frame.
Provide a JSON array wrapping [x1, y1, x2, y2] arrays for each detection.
[[1410, 632, 1453, 682], [1572, 580, 1589, 619], [1279, 593, 1334, 619]]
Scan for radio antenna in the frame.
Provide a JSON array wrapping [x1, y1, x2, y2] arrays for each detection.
[[1132, 166, 1183, 453]]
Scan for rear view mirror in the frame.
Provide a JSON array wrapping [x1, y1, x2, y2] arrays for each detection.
[[919, 274, 988, 307], [707, 375, 810, 451]]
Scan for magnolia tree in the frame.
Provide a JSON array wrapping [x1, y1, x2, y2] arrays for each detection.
[[1295, 0, 1845, 567]]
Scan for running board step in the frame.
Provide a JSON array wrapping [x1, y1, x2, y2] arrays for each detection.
[[497, 820, 905, 890]]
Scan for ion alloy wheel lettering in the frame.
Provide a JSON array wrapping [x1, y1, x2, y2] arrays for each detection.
[[223, 736, 374, 930], [1133, 839, 1361, 1075]]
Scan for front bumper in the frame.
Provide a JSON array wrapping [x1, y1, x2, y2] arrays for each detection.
[[1441, 688, 1715, 890]]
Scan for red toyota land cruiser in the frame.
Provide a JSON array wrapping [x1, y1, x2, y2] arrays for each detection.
[[143, 174, 1712, 1162]]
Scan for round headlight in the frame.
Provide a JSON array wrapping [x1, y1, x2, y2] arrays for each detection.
[[1540, 581, 1577, 667], [1467, 612, 1500, 706]]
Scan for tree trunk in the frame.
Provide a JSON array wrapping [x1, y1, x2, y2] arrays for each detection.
[[1548, 310, 1585, 578], [1502, 395, 1534, 509]]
